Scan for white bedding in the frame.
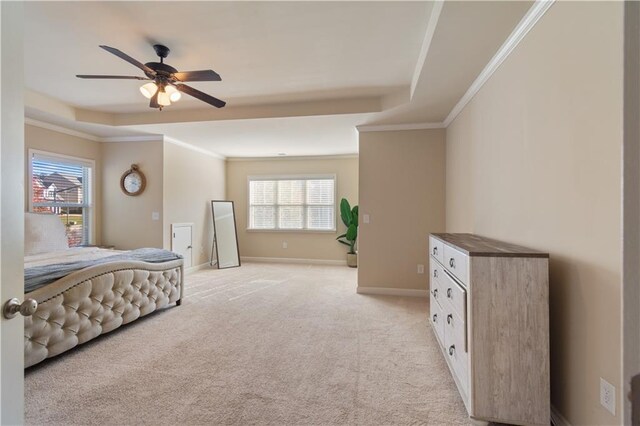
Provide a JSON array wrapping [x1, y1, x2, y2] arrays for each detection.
[[25, 247, 122, 269]]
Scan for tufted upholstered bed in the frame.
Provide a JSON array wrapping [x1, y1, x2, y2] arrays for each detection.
[[23, 213, 184, 368]]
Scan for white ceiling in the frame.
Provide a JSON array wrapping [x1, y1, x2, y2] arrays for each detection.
[[128, 114, 369, 158], [23, 1, 533, 157], [25, 1, 430, 113]]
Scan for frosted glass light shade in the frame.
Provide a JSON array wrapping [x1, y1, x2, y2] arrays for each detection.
[[157, 91, 171, 106], [165, 85, 181, 102], [139, 82, 158, 99]]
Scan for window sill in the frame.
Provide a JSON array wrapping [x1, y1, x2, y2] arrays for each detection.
[[246, 228, 337, 234]]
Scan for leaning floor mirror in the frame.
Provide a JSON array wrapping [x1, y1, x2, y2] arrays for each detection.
[[210, 200, 241, 269]]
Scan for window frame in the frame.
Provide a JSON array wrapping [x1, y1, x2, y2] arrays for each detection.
[[28, 149, 96, 245], [246, 174, 337, 233]]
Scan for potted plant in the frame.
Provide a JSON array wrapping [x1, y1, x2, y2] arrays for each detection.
[[336, 198, 358, 267]]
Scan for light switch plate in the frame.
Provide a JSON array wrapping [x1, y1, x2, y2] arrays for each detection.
[[600, 377, 616, 415], [151, 212, 160, 221], [363, 214, 370, 224], [417, 264, 425, 274], [282, 241, 288, 249]]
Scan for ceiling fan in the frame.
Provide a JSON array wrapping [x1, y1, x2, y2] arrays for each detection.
[[77, 44, 226, 110]]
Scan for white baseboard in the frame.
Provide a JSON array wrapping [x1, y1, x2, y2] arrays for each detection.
[[356, 286, 429, 297], [241, 256, 347, 266], [185, 262, 212, 274], [551, 405, 571, 426]]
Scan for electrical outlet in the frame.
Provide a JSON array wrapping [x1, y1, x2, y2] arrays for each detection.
[[600, 377, 616, 415], [151, 212, 160, 221], [282, 241, 288, 249], [417, 264, 425, 274]]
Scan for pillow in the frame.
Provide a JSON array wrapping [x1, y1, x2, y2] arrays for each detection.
[[25, 212, 69, 256]]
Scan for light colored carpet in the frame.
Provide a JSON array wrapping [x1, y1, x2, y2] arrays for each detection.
[[25, 263, 469, 425]]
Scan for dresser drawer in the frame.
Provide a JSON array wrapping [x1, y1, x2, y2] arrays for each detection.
[[445, 319, 469, 396], [441, 270, 467, 323], [429, 236, 445, 264], [430, 293, 445, 345], [444, 307, 466, 353], [444, 244, 469, 284], [430, 258, 444, 287]]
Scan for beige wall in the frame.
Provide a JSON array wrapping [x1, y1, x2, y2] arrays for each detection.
[[163, 142, 225, 266], [445, 2, 623, 424], [101, 141, 164, 249], [358, 129, 446, 291], [24, 124, 103, 245], [226, 156, 358, 262]]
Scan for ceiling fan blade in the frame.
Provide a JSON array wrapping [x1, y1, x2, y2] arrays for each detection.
[[76, 74, 150, 80], [173, 69, 221, 82], [176, 84, 226, 108], [150, 91, 160, 109], [99, 45, 156, 76]]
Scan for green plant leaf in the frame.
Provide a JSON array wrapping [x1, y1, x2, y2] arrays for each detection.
[[346, 223, 357, 241], [351, 205, 358, 225], [336, 233, 347, 240], [340, 198, 352, 227], [338, 240, 351, 246]]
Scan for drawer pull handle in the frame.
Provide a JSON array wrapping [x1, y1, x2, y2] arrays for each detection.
[[446, 288, 452, 298], [433, 247, 438, 255], [449, 258, 456, 268], [432, 314, 437, 323], [447, 314, 453, 324], [448, 345, 455, 356], [433, 269, 438, 278], [433, 289, 438, 298]]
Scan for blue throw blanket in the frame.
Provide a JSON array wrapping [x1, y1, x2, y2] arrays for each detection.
[[25, 248, 182, 294]]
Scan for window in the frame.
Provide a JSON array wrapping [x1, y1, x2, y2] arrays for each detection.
[[248, 175, 336, 231], [29, 150, 94, 247]]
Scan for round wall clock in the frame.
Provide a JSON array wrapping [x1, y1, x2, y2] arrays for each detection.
[[120, 164, 146, 196]]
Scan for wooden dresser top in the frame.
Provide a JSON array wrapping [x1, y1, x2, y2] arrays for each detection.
[[431, 233, 549, 258]]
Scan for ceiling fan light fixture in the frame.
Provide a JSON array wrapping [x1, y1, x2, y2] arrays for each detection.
[[165, 85, 181, 102], [139, 82, 158, 99], [157, 90, 171, 106]]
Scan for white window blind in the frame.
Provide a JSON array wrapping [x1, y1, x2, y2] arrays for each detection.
[[30, 151, 93, 247], [249, 176, 336, 231]]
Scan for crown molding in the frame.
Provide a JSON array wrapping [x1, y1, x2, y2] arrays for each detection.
[[411, 0, 444, 99], [25, 118, 102, 142], [163, 136, 226, 160], [226, 153, 358, 162], [100, 135, 162, 143], [356, 122, 445, 133], [25, 116, 225, 159], [443, 0, 556, 127]]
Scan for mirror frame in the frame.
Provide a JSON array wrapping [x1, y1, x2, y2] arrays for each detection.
[[211, 200, 241, 269]]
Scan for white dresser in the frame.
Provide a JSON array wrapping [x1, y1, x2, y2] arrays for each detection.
[[428, 233, 549, 425]]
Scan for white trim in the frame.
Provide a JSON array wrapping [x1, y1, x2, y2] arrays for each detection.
[[247, 174, 337, 232], [443, 0, 555, 127], [411, 0, 444, 98], [241, 256, 347, 266], [25, 118, 101, 142], [248, 173, 336, 181], [185, 262, 211, 275], [25, 117, 227, 160], [356, 286, 429, 298], [356, 122, 445, 133], [171, 223, 194, 270], [226, 154, 358, 162], [551, 405, 571, 426], [163, 136, 226, 159], [100, 135, 162, 143], [28, 148, 97, 245]]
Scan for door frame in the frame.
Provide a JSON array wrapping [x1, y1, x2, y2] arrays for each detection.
[[622, 0, 640, 423], [0, 2, 25, 423], [171, 223, 193, 270]]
